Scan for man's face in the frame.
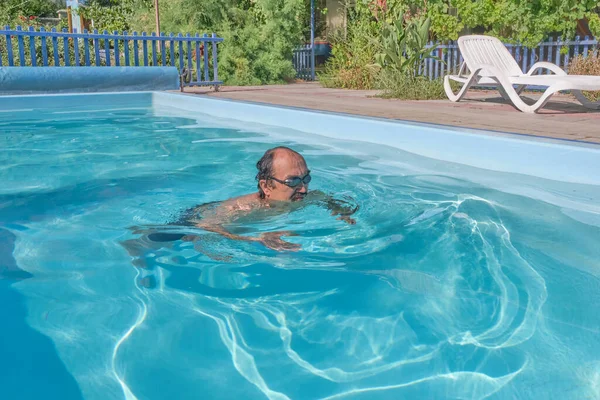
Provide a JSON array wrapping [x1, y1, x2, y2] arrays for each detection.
[[261, 152, 310, 202]]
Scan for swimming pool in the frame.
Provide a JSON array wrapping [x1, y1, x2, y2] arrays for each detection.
[[1, 92, 599, 400]]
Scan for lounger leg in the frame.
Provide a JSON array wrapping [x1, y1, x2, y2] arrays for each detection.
[[500, 85, 537, 107], [497, 86, 512, 102], [499, 85, 525, 101], [444, 71, 480, 102], [572, 90, 600, 110], [492, 73, 570, 113], [515, 85, 575, 113]]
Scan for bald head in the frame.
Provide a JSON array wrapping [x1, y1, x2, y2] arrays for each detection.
[[267, 146, 304, 161], [255, 146, 308, 199], [271, 147, 306, 172]]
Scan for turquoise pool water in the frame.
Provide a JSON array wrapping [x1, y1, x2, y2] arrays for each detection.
[[1, 96, 600, 400]]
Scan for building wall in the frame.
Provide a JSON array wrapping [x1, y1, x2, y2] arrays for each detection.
[[326, 0, 346, 35]]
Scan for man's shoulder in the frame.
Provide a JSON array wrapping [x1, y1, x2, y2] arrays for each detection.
[[221, 193, 262, 211]]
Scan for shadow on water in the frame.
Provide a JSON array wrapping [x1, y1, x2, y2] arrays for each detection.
[[0, 228, 83, 400], [0, 163, 223, 225]]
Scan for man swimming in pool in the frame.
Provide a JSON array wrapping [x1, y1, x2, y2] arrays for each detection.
[[174, 146, 358, 251], [123, 146, 358, 259]]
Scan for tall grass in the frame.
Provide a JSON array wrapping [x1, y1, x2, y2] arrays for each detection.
[[376, 70, 446, 100], [569, 51, 600, 102]]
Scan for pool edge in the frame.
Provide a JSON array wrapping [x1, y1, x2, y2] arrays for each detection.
[[154, 91, 600, 150], [151, 91, 600, 187]]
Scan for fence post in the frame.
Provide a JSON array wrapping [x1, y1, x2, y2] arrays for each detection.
[[529, 44, 535, 72], [212, 33, 219, 86], [40, 27, 48, 66], [428, 41, 433, 79], [161, 33, 167, 66], [73, 31, 80, 66], [452, 41, 458, 74], [555, 36, 561, 67], [538, 39, 545, 74], [203, 34, 209, 82], [549, 36, 555, 64], [152, 32, 158, 66], [574, 35, 580, 60], [93, 29, 100, 66], [310, 0, 315, 81], [142, 32, 148, 66], [123, 31, 130, 66], [177, 33, 184, 72], [16, 26, 25, 66], [133, 31, 139, 66], [83, 29, 90, 67], [114, 30, 120, 66], [28, 26, 37, 66], [169, 33, 175, 66], [103, 30, 110, 67], [63, 28, 71, 66], [195, 34, 201, 82], [6, 26, 15, 66], [186, 33, 192, 73], [563, 38, 569, 70], [433, 46, 439, 79]]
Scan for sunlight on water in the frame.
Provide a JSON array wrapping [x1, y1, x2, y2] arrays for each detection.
[[1, 104, 599, 400]]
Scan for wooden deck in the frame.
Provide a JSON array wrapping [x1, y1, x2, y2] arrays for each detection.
[[181, 83, 600, 144]]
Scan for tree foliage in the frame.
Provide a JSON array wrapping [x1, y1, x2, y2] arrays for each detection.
[[354, 0, 600, 46], [4, 0, 599, 85], [78, 0, 153, 32], [322, 0, 600, 96], [0, 0, 64, 26], [75, 0, 306, 85]]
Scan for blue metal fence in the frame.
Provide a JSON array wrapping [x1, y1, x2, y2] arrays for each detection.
[[421, 36, 599, 79], [293, 36, 598, 81], [0, 25, 223, 88], [293, 44, 314, 80]]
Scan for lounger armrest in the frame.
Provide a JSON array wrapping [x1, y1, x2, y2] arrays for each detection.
[[525, 62, 566, 76]]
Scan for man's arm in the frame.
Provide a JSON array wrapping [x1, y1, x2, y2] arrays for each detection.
[[195, 219, 256, 243], [309, 190, 359, 224], [184, 196, 258, 243], [196, 220, 300, 251], [193, 203, 301, 252]]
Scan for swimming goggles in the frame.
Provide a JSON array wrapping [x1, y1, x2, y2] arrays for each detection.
[[269, 171, 312, 188]]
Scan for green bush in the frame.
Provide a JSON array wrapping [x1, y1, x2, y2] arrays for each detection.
[[213, 0, 304, 85], [81, 0, 306, 86], [374, 14, 440, 76], [319, 4, 444, 99], [376, 70, 446, 100], [0, 0, 62, 27], [318, 7, 380, 90], [0, 17, 71, 67], [318, 35, 380, 90]]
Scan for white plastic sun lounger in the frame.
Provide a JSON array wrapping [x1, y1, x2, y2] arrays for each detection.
[[444, 35, 600, 113]]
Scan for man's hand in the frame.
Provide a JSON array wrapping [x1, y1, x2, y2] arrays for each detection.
[[336, 215, 356, 225], [197, 221, 300, 252], [330, 209, 356, 225], [255, 231, 301, 251], [321, 193, 358, 225]]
